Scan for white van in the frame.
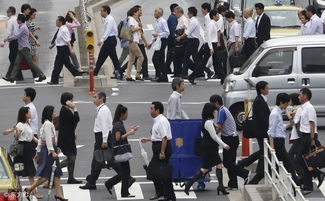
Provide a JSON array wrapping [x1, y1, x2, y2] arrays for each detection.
[[222, 35, 325, 129]]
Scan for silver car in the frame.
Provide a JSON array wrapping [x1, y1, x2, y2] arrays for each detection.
[[223, 35, 325, 129]]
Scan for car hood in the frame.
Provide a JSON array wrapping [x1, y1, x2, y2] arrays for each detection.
[[271, 27, 300, 38]]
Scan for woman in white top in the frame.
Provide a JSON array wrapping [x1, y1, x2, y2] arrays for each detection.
[[125, 6, 144, 81], [184, 103, 230, 196], [298, 10, 310, 36], [3, 106, 41, 198], [24, 105, 67, 201]]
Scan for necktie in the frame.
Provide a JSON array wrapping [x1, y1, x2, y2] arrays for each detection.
[[51, 28, 59, 45], [256, 16, 260, 29]]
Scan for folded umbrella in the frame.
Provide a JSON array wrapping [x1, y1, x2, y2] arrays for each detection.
[[139, 140, 149, 168]]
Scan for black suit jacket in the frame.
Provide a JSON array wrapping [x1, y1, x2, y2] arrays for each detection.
[[256, 13, 271, 46], [252, 95, 270, 138]]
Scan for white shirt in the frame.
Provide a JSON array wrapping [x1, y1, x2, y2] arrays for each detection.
[[267, 106, 287, 138], [256, 12, 264, 28], [101, 14, 118, 42], [216, 14, 225, 33], [261, 94, 268, 102], [154, 17, 170, 39], [306, 14, 323, 35], [167, 91, 188, 120], [204, 120, 228, 148], [55, 25, 71, 46], [203, 13, 211, 42], [128, 16, 141, 43], [321, 10, 325, 23], [94, 104, 113, 143], [37, 120, 57, 152], [243, 17, 256, 39], [228, 20, 241, 43], [25, 103, 38, 134], [6, 15, 19, 37], [207, 20, 220, 50], [299, 101, 318, 134], [185, 17, 200, 39], [16, 122, 33, 142], [151, 114, 172, 141], [176, 15, 189, 30], [300, 22, 310, 36]]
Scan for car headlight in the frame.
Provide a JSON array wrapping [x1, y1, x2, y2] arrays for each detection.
[[224, 80, 236, 92]]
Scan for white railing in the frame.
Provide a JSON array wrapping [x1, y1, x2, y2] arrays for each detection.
[[264, 139, 308, 201]]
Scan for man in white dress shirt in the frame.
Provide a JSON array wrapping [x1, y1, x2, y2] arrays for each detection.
[[80, 92, 113, 190], [48, 16, 82, 85], [141, 102, 175, 201], [167, 78, 188, 120], [305, 5, 323, 35], [242, 9, 256, 59], [150, 8, 170, 82], [94, 6, 122, 79]]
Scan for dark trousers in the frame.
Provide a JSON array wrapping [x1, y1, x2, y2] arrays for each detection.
[[50, 46, 80, 84], [106, 161, 131, 196], [139, 44, 148, 77], [182, 38, 199, 76], [165, 37, 175, 73], [189, 43, 212, 79], [288, 138, 305, 179], [86, 132, 110, 185], [211, 43, 226, 80], [6, 40, 23, 80], [222, 135, 249, 188], [152, 38, 168, 80], [242, 38, 256, 60], [151, 141, 175, 200], [173, 45, 185, 77], [94, 36, 121, 75]]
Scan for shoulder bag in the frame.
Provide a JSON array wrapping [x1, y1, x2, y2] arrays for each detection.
[[242, 107, 256, 138], [9, 136, 24, 157], [113, 143, 133, 163]]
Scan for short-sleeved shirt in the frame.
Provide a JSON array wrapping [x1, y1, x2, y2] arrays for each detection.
[[128, 16, 140, 43], [16, 122, 33, 142], [299, 101, 317, 133], [216, 106, 237, 137], [151, 114, 172, 141], [185, 17, 200, 39], [25, 102, 38, 135], [112, 120, 127, 145]]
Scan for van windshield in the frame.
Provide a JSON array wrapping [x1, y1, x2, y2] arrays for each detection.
[[237, 47, 264, 75], [232, 0, 293, 10]]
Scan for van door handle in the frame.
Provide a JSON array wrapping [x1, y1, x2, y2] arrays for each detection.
[[302, 78, 310, 86], [287, 78, 295, 84]]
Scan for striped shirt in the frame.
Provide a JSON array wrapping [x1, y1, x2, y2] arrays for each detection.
[[216, 106, 237, 137]]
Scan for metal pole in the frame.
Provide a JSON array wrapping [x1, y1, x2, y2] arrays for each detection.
[[88, 52, 96, 94]]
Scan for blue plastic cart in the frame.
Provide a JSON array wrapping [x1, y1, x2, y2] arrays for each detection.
[[169, 119, 210, 190]]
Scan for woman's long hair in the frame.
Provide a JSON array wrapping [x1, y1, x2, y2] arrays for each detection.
[[17, 106, 29, 123], [41, 105, 55, 124], [201, 103, 216, 121], [113, 104, 128, 123]]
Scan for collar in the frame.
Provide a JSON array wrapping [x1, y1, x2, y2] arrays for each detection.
[[245, 17, 252, 21], [261, 94, 268, 102], [311, 14, 318, 20], [258, 12, 264, 18], [96, 103, 105, 111], [301, 101, 310, 109], [153, 114, 163, 122], [173, 91, 182, 97], [274, 105, 283, 114]]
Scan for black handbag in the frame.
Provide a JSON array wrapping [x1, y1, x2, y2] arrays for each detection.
[[229, 53, 246, 69], [146, 160, 173, 181], [242, 107, 256, 138], [9, 137, 24, 157], [93, 148, 114, 165], [113, 144, 133, 162]]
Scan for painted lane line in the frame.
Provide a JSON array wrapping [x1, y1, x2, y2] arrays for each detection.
[[75, 101, 206, 105], [62, 184, 91, 201], [0, 79, 16, 86], [173, 183, 197, 199], [115, 183, 144, 200], [112, 88, 119, 91]]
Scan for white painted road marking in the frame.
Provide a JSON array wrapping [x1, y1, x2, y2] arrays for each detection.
[[63, 184, 91, 201], [173, 184, 197, 199], [114, 182, 144, 200]]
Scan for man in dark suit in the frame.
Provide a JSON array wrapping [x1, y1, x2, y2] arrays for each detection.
[[237, 81, 270, 184], [255, 3, 271, 47]]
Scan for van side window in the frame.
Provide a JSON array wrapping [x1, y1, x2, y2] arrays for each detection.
[[253, 49, 293, 77], [302, 47, 325, 74]]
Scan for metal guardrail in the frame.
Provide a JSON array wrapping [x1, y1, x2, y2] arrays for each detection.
[[264, 139, 308, 201]]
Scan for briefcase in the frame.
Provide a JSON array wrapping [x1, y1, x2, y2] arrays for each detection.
[[229, 53, 246, 69], [146, 160, 173, 181], [304, 146, 325, 171], [94, 148, 114, 165]]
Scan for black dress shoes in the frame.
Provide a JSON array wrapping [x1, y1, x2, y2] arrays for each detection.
[[47, 82, 58, 85], [2, 77, 14, 83], [104, 181, 113, 195], [79, 183, 96, 190], [121, 194, 135, 198], [149, 195, 163, 200], [35, 75, 46, 82], [67, 178, 82, 184]]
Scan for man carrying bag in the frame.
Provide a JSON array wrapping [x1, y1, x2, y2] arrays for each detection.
[[141, 101, 176, 201]]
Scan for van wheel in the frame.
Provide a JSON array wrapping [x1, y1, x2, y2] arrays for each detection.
[[230, 104, 245, 130]]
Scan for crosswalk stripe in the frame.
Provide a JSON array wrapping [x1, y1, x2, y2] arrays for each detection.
[[33, 77, 51, 84], [173, 184, 197, 199], [114, 183, 144, 200], [318, 181, 325, 196], [63, 184, 91, 201], [0, 79, 16, 86]]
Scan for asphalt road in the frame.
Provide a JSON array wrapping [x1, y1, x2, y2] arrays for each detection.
[[0, 0, 323, 200]]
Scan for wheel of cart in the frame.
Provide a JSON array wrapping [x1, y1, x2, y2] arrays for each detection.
[[169, 119, 210, 191]]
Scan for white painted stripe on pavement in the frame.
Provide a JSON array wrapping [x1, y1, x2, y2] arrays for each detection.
[[0, 79, 16, 86], [115, 182, 144, 200], [34, 77, 51, 84], [75, 101, 206, 105], [63, 184, 91, 201], [112, 88, 119, 91], [173, 183, 197, 199], [318, 181, 325, 196]]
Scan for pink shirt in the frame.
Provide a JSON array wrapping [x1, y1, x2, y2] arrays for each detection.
[[66, 20, 81, 34]]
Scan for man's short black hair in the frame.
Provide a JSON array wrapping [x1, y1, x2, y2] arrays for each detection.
[[201, 3, 211, 12], [217, 5, 227, 14], [170, 3, 179, 12], [188, 7, 197, 16], [225, 11, 235, 19], [152, 101, 164, 114], [7, 7, 16, 15], [256, 81, 268, 95], [276, 93, 290, 106], [102, 5, 111, 14], [21, 4, 31, 13], [209, 94, 223, 105], [209, 8, 218, 19], [17, 14, 26, 23], [57, 16, 66, 25], [255, 3, 264, 10], [97, 92, 107, 103], [300, 87, 312, 100], [306, 5, 316, 14], [60, 92, 74, 105], [289, 93, 300, 106], [24, 88, 36, 102]]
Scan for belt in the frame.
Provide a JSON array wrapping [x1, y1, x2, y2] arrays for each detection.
[[222, 135, 238, 138]]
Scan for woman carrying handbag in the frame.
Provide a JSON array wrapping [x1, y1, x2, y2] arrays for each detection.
[[3, 107, 41, 199], [24, 105, 67, 201], [105, 104, 137, 198]]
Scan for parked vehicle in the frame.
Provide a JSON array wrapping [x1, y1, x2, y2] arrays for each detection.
[[313, 0, 325, 15], [223, 35, 325, 129]]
